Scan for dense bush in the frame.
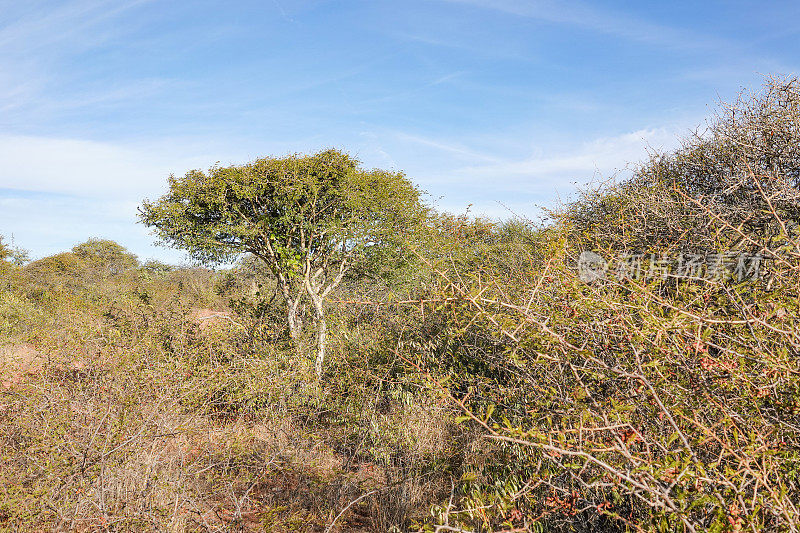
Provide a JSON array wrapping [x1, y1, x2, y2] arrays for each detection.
[[405, 78, 800, 531]]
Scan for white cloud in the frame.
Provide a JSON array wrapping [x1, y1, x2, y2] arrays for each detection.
[[0, 191, 188, 262], [0, 133, 288, 261], [0, 135, 161, 197], [0, 134, 217, 198]]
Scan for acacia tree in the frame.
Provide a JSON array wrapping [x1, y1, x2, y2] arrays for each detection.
[[139, 149, 426, 376]]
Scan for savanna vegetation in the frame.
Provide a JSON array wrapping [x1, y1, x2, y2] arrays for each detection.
[[1, 77, 799, 532]]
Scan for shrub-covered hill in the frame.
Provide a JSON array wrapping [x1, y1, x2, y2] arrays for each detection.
[[1, 77, 800, 532]]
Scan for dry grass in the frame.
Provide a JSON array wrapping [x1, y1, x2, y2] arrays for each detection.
[[0, 271, 461, 532]]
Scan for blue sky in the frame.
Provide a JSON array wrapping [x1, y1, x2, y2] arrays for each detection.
[[1, 0, 799, 262]]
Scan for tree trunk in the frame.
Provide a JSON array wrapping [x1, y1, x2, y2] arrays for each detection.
[[304, 258, 350, 378], [287, 296, 302, 342], [314, 311, 326, 378], [310, 293, 326, 378]]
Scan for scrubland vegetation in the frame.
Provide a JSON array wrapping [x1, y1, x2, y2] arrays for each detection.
[[2, 78, 800, 532]]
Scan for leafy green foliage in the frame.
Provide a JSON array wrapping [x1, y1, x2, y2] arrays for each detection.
[[139, 149, 425, 271]]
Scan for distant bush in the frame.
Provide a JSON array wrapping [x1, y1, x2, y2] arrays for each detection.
[[72, 238, 138, 277], [23, 252, 86, 291], [139, 258, 174, 276]]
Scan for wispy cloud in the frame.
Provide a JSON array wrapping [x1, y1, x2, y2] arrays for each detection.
[[442, 0, 736, 53], [349, 123, 690, 222], [0, 0, 154, 52], [393, 132, 501, 163], [0, 0, 159, 121], [462, 128, 679, 183], [404, 126, 684, 197]]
